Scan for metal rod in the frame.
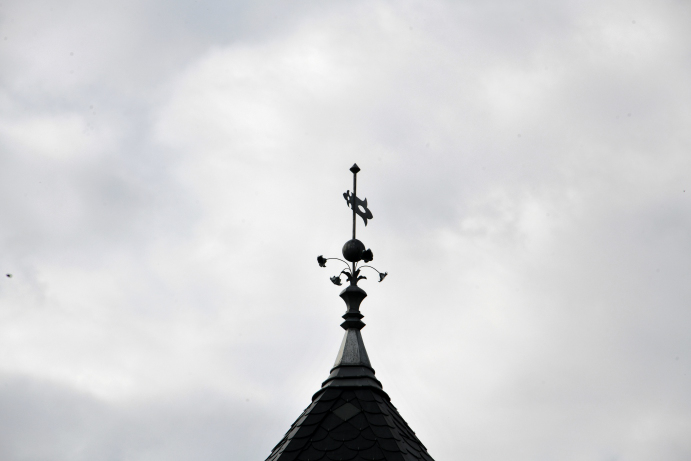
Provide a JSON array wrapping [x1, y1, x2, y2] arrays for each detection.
[[352, 169, 357, 240]]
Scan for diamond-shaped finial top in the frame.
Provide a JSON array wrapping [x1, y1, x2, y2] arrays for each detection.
[[350, 163, 360, 174]]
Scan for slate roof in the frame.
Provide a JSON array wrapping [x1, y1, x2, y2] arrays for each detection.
[[265, 386, 435, 461]]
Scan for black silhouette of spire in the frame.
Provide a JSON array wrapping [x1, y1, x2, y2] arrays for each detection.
[[264, 164, 435, 461]]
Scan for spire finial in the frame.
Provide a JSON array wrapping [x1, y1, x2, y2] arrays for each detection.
[[312, 164, 388, 397], [317, 164, 387, 289]]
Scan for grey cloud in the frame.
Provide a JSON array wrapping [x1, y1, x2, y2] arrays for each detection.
[[1, 0, 690, 460], [0, 373, 278, 460]]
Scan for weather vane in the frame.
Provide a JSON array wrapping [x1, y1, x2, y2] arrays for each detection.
[[317, 164, 387, 286]]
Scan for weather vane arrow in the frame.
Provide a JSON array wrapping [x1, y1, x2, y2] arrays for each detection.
[[343, 164, 373, 232], [317, 164, 387, 287]]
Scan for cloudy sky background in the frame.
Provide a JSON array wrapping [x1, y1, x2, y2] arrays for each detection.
[[1, 0, 690, 459]]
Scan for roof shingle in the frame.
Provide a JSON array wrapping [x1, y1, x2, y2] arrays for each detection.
[[265, 387, 435, 461]]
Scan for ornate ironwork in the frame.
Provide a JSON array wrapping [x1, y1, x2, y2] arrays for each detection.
[[343, 191, 373, 226], [317, 164, 387, 287]]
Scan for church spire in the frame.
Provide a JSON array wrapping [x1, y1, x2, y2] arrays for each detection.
[[264, 165, 435, 461]]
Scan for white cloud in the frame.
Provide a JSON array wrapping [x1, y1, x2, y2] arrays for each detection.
[[0, 113, 110, 159]]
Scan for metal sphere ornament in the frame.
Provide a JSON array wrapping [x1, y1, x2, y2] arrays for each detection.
[[342, 238, 366, 262]]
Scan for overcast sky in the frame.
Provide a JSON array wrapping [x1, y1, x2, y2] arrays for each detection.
[[1, 0, 690, 459]]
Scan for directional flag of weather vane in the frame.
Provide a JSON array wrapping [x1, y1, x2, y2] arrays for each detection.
[[317, 163, 387, 286]]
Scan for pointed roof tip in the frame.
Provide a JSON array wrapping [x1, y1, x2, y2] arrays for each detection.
[[350, 163, 360, 173]]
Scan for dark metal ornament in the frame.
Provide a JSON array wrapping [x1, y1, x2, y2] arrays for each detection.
[[342, 238, 365, 262], [343, 191, 373, 226], [317, 164, 387, 287]]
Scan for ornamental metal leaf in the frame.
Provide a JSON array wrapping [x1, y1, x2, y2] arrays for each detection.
[[362, 249, 373, 263]]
